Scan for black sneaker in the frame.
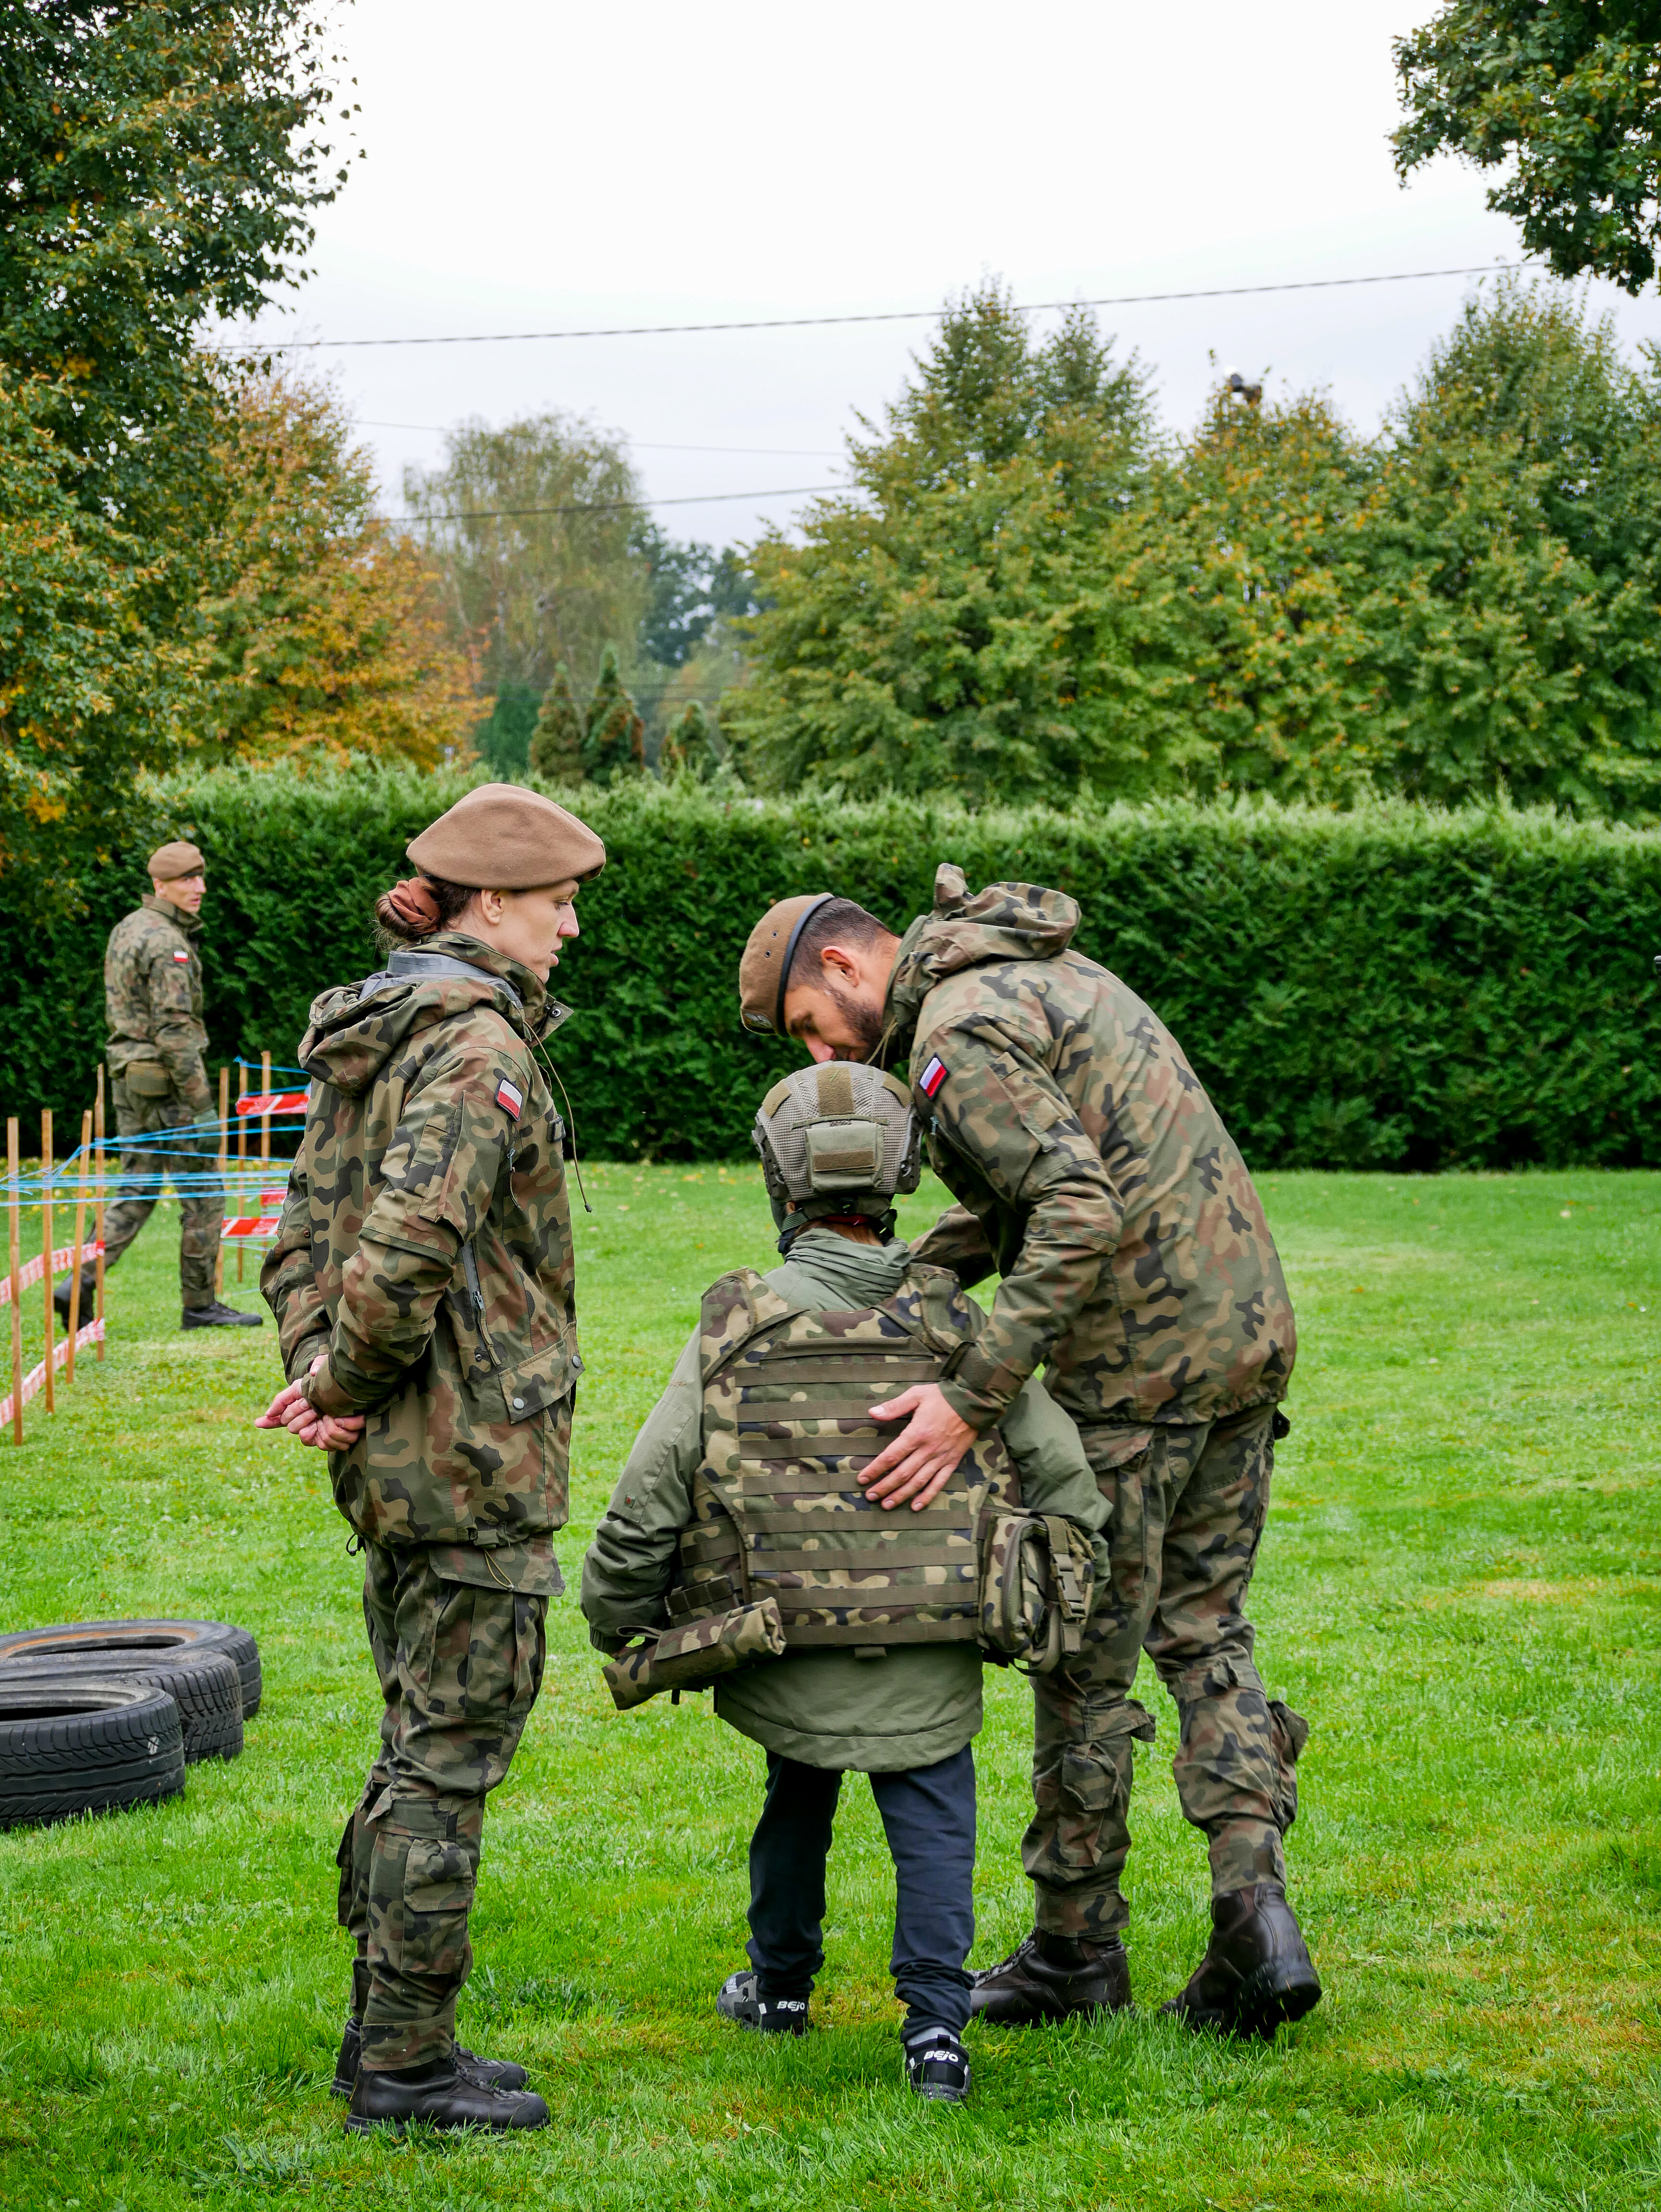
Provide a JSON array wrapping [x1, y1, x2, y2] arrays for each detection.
[[1161, 1883, 1322, 2040], [715, 1968, 809, 2034], [903, 2026, 971, 2103], [343, 2055, 547, 2135], [181, 1300, 264, 1329], [330, 2017, 529, 2098]]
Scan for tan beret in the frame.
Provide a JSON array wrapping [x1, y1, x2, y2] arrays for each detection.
[[148, 840, 205, 881], [407, 783, 606, 890], [738, 893, 834, 1035]]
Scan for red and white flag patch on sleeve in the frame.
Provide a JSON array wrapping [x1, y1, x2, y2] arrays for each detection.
[[172, 949, 190, 964], [495, 1077, 524, 1119], [918, 1054, 948, 1100]]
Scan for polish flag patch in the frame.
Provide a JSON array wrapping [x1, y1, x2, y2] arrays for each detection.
[[495, 1077, 524, 1119], [919, 1054, 948, 1099], [172, 949, 190, 964]]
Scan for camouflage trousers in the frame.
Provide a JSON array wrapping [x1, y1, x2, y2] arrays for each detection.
[[1024, 1405, 1307, 1939], [103, 1081, 222, 1306], [336, 1541, 547, 2072]]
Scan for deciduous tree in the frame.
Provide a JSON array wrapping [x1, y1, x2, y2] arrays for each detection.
[[1394, 1, 1661, 292]]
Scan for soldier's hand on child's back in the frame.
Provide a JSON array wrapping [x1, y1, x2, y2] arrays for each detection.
[[860, 1383, 976, 1511]]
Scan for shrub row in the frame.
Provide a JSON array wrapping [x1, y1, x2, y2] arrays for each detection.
[[6, 765, 1660, 1171]]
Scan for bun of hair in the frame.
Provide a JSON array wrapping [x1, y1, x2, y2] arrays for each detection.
[[374, 873, 472, 944]]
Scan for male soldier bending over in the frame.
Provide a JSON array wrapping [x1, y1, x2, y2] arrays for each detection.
[[582, 1063, 1108, 2103], [734, 870, 1318, 2038]]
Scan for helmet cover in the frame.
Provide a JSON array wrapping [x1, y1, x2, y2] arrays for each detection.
[[752, 1061, 921, 1249]]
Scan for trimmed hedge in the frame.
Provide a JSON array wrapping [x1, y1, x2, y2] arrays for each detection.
[[6, 765, 1661, 1169]]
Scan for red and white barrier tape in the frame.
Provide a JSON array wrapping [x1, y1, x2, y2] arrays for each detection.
[[0, 1242, 105, 1308], [0, 1313, 105, 1426]]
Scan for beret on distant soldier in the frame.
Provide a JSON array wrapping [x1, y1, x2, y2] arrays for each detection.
[[147, 840, 205, 881], [406, 783, 606, 891], [738, 893, 835, 1035]]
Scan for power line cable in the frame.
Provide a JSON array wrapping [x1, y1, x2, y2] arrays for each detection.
[[389, 484, 843, 524], [210, 261, 1534, 353], [356, 418, 844, 457]]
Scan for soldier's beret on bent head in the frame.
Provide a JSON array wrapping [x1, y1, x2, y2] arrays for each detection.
[[406, 782, 606, 890], [738, 892, 835, 1035], [147, 840, 205, 881]]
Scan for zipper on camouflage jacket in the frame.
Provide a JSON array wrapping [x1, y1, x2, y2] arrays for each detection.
[[461, 1241, 504, 1371]]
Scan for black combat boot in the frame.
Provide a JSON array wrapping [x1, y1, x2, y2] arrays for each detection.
[[330, 2017, 529, 2099], [902, 2025, 971, 2103], [52, 1268, 97, 1324], [343, 2054, 548, 2135], [715, 1968, 809, 2034], [1161, 1883, 1321, 2040], [969, 1929, 1131, 2025], [181, 1300, 264, 1329]]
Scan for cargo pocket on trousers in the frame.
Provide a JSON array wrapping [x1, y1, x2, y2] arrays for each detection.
[[1267, 1699, 1309, 1833], [403, 1835, 476, 1921], [454, 1582, 547, 1727]]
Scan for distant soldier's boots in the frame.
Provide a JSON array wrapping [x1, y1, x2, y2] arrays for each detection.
[[330, 2017, 529, 2099], [969, 1929, 1131, 2024], [343, 2054, 548, 2135], [52, 1268, 97, 1323], [181, 1300, 264, 1329], [716, 1968, 810, 2034], [1161, 1883, 1321, 2040]]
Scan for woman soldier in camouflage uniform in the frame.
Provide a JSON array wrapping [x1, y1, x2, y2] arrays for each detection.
[[257, 784, 604, 2136]]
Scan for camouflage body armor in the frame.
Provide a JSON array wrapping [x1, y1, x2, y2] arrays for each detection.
[[667, 1262, 1020, 1650]]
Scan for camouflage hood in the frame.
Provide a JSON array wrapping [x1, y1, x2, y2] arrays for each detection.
[[881, 864, 1078, 1064], [299, 933, 569, 1097]]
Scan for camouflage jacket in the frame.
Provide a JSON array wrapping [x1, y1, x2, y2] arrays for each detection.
[[104, 896, 212, 1112], [886, 865, 1295, 1434], [580, 1227, 1107, 1771], [261, 934, 582, 1591]]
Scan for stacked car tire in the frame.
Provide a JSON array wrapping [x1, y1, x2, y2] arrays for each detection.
[[0, 1618, 261, 1829]]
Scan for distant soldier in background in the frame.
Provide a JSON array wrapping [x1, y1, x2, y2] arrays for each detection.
[[57, 839, 262, 1330]]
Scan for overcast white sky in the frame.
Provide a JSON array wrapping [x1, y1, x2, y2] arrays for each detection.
[[226, 0, 1661, 546]]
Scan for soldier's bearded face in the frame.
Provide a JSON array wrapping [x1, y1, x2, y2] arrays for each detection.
[[786, 977, 885, 1064]]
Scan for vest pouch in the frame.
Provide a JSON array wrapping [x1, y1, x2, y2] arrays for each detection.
[[978, 1513, 1096, 1675], [603, 1597, 787, 1713], [122, 1061, 172, 1099]]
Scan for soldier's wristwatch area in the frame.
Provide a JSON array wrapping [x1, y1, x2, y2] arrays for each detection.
[[302, 1361, 357, 1419], [936, 1340, 1025, 1433]]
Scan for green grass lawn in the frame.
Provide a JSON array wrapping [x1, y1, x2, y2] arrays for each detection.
[[0, 1162, 1658, 2211]]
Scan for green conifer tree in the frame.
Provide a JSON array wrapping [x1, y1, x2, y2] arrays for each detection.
[[659, 698, 717, 781], [583, 643, 646, 784], [528, 662, 584, 781]]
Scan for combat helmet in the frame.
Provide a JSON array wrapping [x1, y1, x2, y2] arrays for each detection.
[[752, 1061, 921, 1253]]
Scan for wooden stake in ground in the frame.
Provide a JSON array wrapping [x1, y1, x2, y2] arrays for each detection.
[[93, 1067, 105, 1360], [66, 1108, 91, 1384], [236, 1061, 247, 1282], [7, 1119, 21, 1445], [40, 1108, 53, 1415], [215, 1064, 229, 1298], [260, 1050, 272, 1171]]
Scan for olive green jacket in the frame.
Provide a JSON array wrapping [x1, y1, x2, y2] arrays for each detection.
[[580, 1228, 1108, 1771], [262, 935, 581, 1591]]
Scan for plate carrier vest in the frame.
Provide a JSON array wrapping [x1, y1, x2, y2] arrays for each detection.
[[665, 1264, 1020, 1650]]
